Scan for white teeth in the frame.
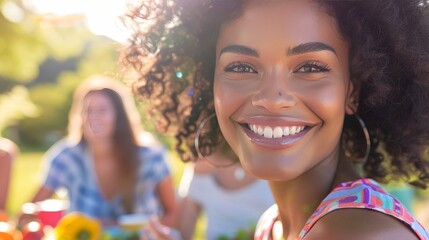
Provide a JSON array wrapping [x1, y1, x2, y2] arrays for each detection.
[[283, 127, 290, 136], [263, 127, 273, 138], [273, 127, 283, 138], [290, 126, 296, 135], [257, 126, 263, 135], [248, 124, 306, 138], [90, 123, 101, 131]]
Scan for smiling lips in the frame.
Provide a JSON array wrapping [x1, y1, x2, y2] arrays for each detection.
[[249, 125, 306, 138], [90, 123, 102, 131], [241, 120, 311, 149]]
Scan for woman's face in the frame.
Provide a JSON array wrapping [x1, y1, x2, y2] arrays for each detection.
[[82, 91, 117, 141], [214, 0, 353, 180]]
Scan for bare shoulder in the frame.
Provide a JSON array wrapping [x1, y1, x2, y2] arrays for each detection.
[[305, 208, 420, 240]]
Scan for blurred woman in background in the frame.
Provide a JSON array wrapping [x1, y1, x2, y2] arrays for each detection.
[[175, 140, 274, 240], [20, 76, 176, 227]]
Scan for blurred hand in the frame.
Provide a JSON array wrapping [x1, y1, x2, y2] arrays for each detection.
[[17, 213, 38, 229], [141, 216, 181, 240]]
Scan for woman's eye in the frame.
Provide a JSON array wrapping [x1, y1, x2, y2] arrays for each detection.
[[294, 61, 330, 73], [224, 62, 257, 73]]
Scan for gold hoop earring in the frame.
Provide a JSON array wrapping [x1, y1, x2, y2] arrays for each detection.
[[352, 110, 371, 163], [194, 114, 237, 168]]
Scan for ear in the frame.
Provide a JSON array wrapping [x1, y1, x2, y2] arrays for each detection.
[[345, 79, 359, 115]]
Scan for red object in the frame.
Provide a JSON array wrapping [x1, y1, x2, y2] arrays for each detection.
[[23, 231, 44, 240], [36, 209, 64, 228], [22, 221, 44, 240], [33, 200, 67, 228]]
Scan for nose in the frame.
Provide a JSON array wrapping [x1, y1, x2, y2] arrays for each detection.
[[252, 71, 297, 111], [86, 109, 100, 120]]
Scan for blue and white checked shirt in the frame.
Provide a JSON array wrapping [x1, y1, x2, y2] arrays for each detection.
[[42, 140, 170, 223]]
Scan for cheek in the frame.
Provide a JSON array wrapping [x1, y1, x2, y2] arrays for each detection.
[[301, 79, 347, 113], [213, 78, 246, 148], [99, 110, 116, 132], [303, 82, 347, 140], [81, 112, 91, 127], [214, 80, 231, 129], [107, 113, 117, 129], [214, 82, 234, 116], [213, 72, 257, 116]]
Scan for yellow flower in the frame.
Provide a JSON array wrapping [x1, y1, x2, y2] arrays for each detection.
[[54, 212, 101, 240]]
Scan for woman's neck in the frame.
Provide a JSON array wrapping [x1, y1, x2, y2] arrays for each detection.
[[268, 146, 360, 240], [88, 140, 115, 159]]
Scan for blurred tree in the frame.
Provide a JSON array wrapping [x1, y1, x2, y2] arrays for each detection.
[[18, 37, 122, 147], [0, 86, 38, 132], [0, 1, 45, 82], [0, 0, 173, 149], [0, 0, 41, 137], [0, 0, 88, 138], [0, 0, 122, 146], [17, 83, 71, 146]]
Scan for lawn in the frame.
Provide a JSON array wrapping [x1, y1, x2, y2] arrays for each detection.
[[8, 150, 206, 239], [9, 151, 45, 217]]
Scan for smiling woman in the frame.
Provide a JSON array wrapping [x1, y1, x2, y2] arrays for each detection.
[[213, 1, 351, 182], [18, 76, 177, 229], [121, 0, 429, 239]]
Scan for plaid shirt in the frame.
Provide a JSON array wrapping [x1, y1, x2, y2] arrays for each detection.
[[42, 140, 170, 223]]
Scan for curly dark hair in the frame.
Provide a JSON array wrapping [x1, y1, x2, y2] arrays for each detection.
[[121, 0, 429, 188]]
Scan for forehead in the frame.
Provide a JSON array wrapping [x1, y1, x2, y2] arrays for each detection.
[[83, 91, 113, 107], [216, 0, 347, 56]]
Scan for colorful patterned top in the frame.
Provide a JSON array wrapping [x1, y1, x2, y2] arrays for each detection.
[[254, 178, 429, 240]]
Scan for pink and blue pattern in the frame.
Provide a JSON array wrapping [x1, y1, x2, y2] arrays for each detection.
[[254, 178, 429, 240]]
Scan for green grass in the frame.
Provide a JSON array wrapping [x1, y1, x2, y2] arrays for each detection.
[[8, 151, 45, 217], [7, 150, 206, 239]]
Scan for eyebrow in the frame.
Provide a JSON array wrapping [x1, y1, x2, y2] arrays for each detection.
[[219, 45, 259, 58], [218, 42, 336, 59], [287, 42, 337, 56]]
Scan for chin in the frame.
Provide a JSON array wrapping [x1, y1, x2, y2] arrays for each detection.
[[241, 156, 303, 182], [252, 168, 301, 182]]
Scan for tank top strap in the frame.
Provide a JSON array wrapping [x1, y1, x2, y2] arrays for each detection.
[[254, 179, 429, 240]]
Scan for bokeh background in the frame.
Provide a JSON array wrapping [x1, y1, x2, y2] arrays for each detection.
[[0, 0, 183, 217], [0, 0, 428, 235]]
